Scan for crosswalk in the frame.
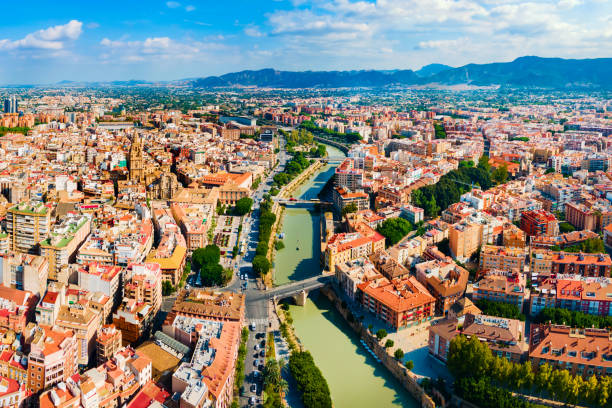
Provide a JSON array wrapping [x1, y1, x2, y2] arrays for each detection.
[[249, 318, 269, 328]]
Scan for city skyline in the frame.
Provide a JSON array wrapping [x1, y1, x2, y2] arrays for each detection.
[[0, 0, 610, 84]]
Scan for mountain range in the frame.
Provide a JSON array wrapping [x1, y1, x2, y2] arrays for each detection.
[[188, 57, 612, 89]]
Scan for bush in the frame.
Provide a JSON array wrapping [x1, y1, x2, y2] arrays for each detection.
[[394, 349, 404, 360], [275, 240, 285, 251], [405, 360, 414, 370], [376, 329, 387, 340], [385, 339, 394, 348], [289, 351, 332, 408]]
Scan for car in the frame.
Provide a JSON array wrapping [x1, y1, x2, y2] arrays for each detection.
[[254, 344, 259, 351], [260, 349, 265, 357], [250, 322, 256, 331], [250, 384, 257, 393], [253, 359, 260, 366], [249, 396, 256, 406]]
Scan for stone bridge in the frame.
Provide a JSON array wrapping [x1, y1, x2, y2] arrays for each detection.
[[253, 275, 333, 306]]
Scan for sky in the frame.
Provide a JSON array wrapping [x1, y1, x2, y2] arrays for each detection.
[[0, 0, 610, 84]]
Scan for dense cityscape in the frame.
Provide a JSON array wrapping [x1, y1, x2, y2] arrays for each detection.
[[0, 84, 608, 408], [0, 0, 611, 407]]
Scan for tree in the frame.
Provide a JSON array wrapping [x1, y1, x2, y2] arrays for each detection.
[[405, 360, 414, 370], [477, 155, 491, 173], [375, 329, 387, 341], [162, 280, 174, 296], [234, 197, 253, 216], [447, 335, 492, 380], [253, 255, 271, 276], [384, 339, 394, 348], [559, 221, 575, 233], [376, 218, 413, 246], [192, 244, 221, 270], [535, 363, 553, 396], [201, 263, 224, 286], [341, 202, 358, 217], [394, 349, 404, 360], [492, 164, 509, 185]]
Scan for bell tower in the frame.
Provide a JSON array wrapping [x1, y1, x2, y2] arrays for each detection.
[[129, 134, 144, 182]]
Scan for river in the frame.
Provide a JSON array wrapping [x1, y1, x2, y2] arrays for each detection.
[[275, 143, 418, 408]]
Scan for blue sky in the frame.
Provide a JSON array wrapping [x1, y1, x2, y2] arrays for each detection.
[[0, 0, 610, 84]]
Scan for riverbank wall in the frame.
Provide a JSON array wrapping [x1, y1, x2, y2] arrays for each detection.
[[312, 136, 350, 154], [319, 285, 436, 408], [266, 160, 324, 287]]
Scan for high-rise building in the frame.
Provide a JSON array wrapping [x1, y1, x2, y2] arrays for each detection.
[[6, 202, 52, 254], [3, 97, 17, 114]]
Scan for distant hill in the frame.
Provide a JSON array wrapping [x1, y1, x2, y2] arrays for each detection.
[[414, 63, 453, 78], [190, 68, 420, 88], [426, 56, 612, 88], [190, 57, 612, 89]]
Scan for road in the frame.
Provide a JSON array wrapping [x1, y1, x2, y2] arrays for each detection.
[[232, 137, 290, 407]]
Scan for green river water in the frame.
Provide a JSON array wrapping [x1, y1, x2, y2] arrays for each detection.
[[275, 143, 418, 408]]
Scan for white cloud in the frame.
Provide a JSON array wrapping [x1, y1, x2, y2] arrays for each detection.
[[0, 20, 83, 51], [185, 5, 195, 11], [244, 26, 264, 37], [166, 1, 181, 8]]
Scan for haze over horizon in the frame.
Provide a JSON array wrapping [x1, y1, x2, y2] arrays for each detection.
[[0, 0, 610, 84]]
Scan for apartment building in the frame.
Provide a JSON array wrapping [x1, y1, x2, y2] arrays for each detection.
[[478, 245, 525, 274], [333, 186, 369, 214], [40, 347, 152, 408], [428, 314, 527, 363], [6, 202, 52, 254], [40, 212, 91, 280], [0, 252, 49, 297], [170, 202, 213, 252], [448, 221, 481, 261], [325, 232, 385, 273], [400, 204, 424, 224], [169, 289, 245, 323], [530, 230, 599, 251], [529, 276, 612, 316], [26, 325, 78, 393], [503, 223, 526, 248], [96, 324, 123, 365], [415, 258, 469, 315], [124, 263, 162, 315], [358, 276, 435, 330], [472, 270, 526, 310], [0, 350, 27, 384], [78, 263, 123, 308], [169, 317, 240, 408], [551, 252, 612, 278], [55, 302, 102, 367], [565, 202, 599, 231], [147, 207, 187, 285], [335, 258, 382, 301], [113, 300, 156, 346], [520, 209, 558, 237], [529, 324, 612, 377], [335, 158, 363, 190], [0, 285, 37, 333]]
